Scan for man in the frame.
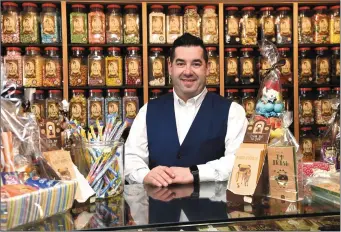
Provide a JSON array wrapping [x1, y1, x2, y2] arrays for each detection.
[[125, 33, 248, 187]]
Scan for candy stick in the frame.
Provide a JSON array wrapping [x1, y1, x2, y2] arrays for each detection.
[[107, 179, 122, 196], [93, 179, 104, 193], [103, 113, 117, 141], [0, 148, 5, 172], [89, 126, 96, 141], [114, 121, 128, 141], [89, 153, 112, 186], [89, 153, 116, 187], [86, 154, 105, 181], [98, 176, 118, 196], [81, 128, 87, 141], [107, 121, 122, 141]]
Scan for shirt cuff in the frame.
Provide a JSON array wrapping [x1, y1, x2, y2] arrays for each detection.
[[128, 168, 150, 184], [197, 164, 216, 182]]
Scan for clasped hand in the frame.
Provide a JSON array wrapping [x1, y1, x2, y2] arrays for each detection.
[[143, 166, 194, 187]]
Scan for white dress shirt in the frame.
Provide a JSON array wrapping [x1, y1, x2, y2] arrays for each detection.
[[124, 88, 248, 184]]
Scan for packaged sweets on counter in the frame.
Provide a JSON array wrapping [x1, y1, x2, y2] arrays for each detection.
[[149, 5, 166, 44], [184, 5, 201, 38], [46, 90, 62, 121], [106, 47, 123, 86], [241, 89, 256, 119], [239, 48, 256, 85], [259, 7, 276, 43], [1, 2, 19, 43], [125, 47, 142, 86], [329, 5, 340, 44], [20, 2, 40, 43], [314, 47, 330, 84], [314, 87, 333, 125], [88, 47, 105, 86], [69, 47, 87, 87], [88, 89, 104, 128], [298, 6, 313, 44], [312, 6, 330, 44], [123, 89, 139, 125], [149, 48, 166, 86], [88, 4, 105, 44], [149, 89, 162, 100], [166, 5, 183, 44], [278, 47, 292, 84], [202, 5, 218, 44], [106, 4, 123, 44], [23, 47, 44, 87], [43, 47, 61, 87], [331, 47, 340, 84], [31, 90, 45, 121], [70, 4, 88, 44], [70, 89, 87, 127], [105, 89, 122, 122], [225, 7, 240, 44], [299, 47, 314, 84], [300, 127, 315, 162], [225, 89, 240, 104], [225, 48, 239, 85], [41, 3, 61, 44], [240, 7, 257, 45], [206, 47, 219, 85], [124, 5, 140, 44], [3, 47, 22, 87], [299, 88, 314, 126], [275, 7, 292, 44]]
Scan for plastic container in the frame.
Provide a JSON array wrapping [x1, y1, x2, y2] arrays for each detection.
[[88, 47, 105, 86], [241, 7, 257, 45], [312, 6, 330, 44], [106, 4, 123, 44], [239, 48, 256, 85], [276, 7, 292, 44], [125, 47, 142, 86], [124, 5, 140, 44], [43, 47, 61, 87], [314, 87, 332, 125], [149, 89, 162, 100], [149, 48, 166, 86], [123, 89, 139, 125], [224, 48, 239, 85], [105, 89, 122, 122], [1, 2, 19, 43], [278, 47, 292, 84], [88, 4, 105, 44], [314, 47, 330, 84], [331, 47, 340, 84], [241, 89, 256, 119], [330, 5, 340, 44], [299, 47, 314, 84], [206, 47, 219, 85], [106, 47, 123, 86], [202, 5, 218, 44], [46, 90, 62, 121], [225, 6, 240, 44], [3, 47, 22, 86], [299, 88, 314, 126], [166, 5, 183, 44], [20, 2, 39, 43], [300, 127, 315, 162], [260, 7, 276, 43], [149, 5, 166, 44], [69, 47, 87, 87], [225, 89, 240, 104], [184, 5, 201, 38], [70, 89, 87, 127], [23, 47, 44, 87], [298, 6, 313, 44], [70, 4, 88, 43], [31, 90, 45, 121], [88, 89, 104, 127], [41, 3, 61, 44]]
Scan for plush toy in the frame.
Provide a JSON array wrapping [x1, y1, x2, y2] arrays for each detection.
[[256, 80, 284, 118]]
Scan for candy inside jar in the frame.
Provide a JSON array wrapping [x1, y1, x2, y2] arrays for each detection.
[[166, 5, 183, 44], [1, 2, 19, 43], [298, 6, 313, 44], [225, 48, 239, 85], [206, 47, 219, 85], [259, 7, 276, 43], [299, 47, 314, 84], [225, 7, 240, 44], [106, 47, 123, 86], [4, 47, 22, 87], [23, 47, 44, 87], [202, 5, 218, 44], [123, 89, 139, 125], [184, 5, 201, 38], [312, 6, 330, 44], [330, 5, 340, 44], [31, 90, 46, 121], [20, 2, 40, 43], [275, 7, 292, 44], [88, 4, 105, 44], [125, 47, 142, 86], [43, 47, 62, 87], [124, 5, 140, 44], [41, 3, 61, 44], [148, 47, 166, 86], [69, 47, 87, 87], [106, 4, 123, 44], [88, 89, 105, 128], [70, 4, 88, 44], [240, 7, 257, 45], [149, 5, 166, 44], [300, 127, 316, 162], [70, 89, 87, 128], [299, 88, 315, 126], [88, 47, 105, 86]]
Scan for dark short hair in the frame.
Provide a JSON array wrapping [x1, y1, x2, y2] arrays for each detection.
[[170, 33, 208, 63]]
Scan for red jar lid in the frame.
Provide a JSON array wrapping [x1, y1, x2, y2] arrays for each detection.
[[225, 6, 238, 11], [71, 4, 86, 9], [185, 5, 197, 10], [35, 90, 44, 94], [2, 2, 18, 7], [207, 88, 217, 92], [242, 89, 255, 93], [225, 48, 237, 52], [317, 87, 331, 91], [330, 5, 340, 10], [313, 6, 327, 10], [108, 89, 120, 93], [241, 7, 255, 11], [89, 47, 103, 51], [278, 47, 290, 51], [226, 89, 238, 93], [260, 7, 274, 11], [150, 47, 163, 52], [90, 89, 103, 93], [49, 90, 62, 93], [107, 4, 121, 9], [301, 127, 312, 131], [168, 5, 181, 10], [277, 7, 291, 11], [26, 47, 40, 51], [6, 47, 21, 52], [318, 126, 328, 130], [206, 47, 216, 51], [168, 89, 173, 92], [151, 5, 164, 9], [108, 47, 121, 52], [203, 5, 216, 10], [300, 88, 312, 91], [331, 47, 340, 51], [241, 48, 253, 52], [42, 3, 56, 8], [282, 88, 288, 92], [334, 87, 340, 91], [124, 5, 138, 9], [90, 4, 104, 9], [127, 47, 140, 51], [22, 3, 38, 8], [299, 6, 310, 11], [125, 89, 137, 92], [72, 89, 85, 93], [44, 47, 59, 51], [151, 89, 162, 93], [314, 47, 328, 51], [299, 47, 311, 51], [71, 47, 85, 51]]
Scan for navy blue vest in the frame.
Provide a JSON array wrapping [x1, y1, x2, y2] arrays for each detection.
[[146, 92, 231, 169]]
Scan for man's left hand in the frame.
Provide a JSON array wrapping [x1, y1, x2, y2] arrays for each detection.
[[170, 167, 194, 184]]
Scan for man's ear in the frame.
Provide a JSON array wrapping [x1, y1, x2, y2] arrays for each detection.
[[168, 59, 173, 77]]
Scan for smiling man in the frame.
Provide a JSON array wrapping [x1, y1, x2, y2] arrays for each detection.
[[125, 33, 248, 187]]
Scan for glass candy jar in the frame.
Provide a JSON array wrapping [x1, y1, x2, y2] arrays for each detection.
[[46, 90, 62, 121], [276, 7, 292, 44], [240, 48, 256, 85], [314, 87, 332, 125], [31, 90, 45, 121], [106, 89, 122, 122], [124, 5, 140, 44], [315, 126, 328, 161], [300, 127, 315, 162], [23, 47, 43, 87], [241, 7, 257, 45], [299, 88, 314, 126], [331, 47, 340, 84], [41, 3, 61, 44], [225, 48, 239, 85], [260, 7, 276, 43], [4, 47, 22, 86], [330, 5, 340, 44], [282, 88, 291, 111], [184, 5, 201, 38], [106, 4, 123, 44], [88, 47, 105, 86], [123, 89, 139, 125], [69, 47, 87, 87], [166, 5, 183, 44], [20, 2, 39, 43], [43, 47, 61, 87], [149, 48, 166, 86], [242, 89, 256, 119], [314, 47, 330, 84], [106, 47, 123, 86], [298, 6, 313, 44], [312, 6, 330, 44], [225, 7, 240, 44], [149, 89, 162, 100], [125, 47, 142, 86], [88, 4, 105, 44], [206, 47, 219, 85], [225, 89, 240, 104], [1, 2, 19, 43], [299, 47, 314, 84], [70, 90, 87, 127], [88, 89, 104, 127], [149, 5, 166, 44], [202, 5, 218, 44], [278, 47, 292, 84], [70, 4, 88, 44]]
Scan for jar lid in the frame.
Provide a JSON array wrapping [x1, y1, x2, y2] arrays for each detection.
[[127, 47, 140, 51], [71, 47, 85, 51], [22, 3, 38, 8], [151, 5, 164, 9], [203, 5, 216, 10], [278, 47, 290, 51], [89, 47, 103, 51], [226, 89, 238, 93], [318, 126, 328, 130], [241, 7, 255, 11], [241, 48, 253, 52], [107, 4, 121, 9], [168, 5, 181, 10], [334, 87, 340, 91], [44, 47, 59, 51], [42, 3, 56, 8], [125, 89, 137, 92], [299, 47, 311, 51], [72, 89, 85, 93], [35, 90, 44, 94], [90, 89, 103, 93], [277, 7, 291, 11], [300, 88, 312, 91], [225, 48, 237, 52], [2, 2, 18, 7], [314, 47, 328, 51], [71, 4, 86, 8], [90, 4, 104, 9], [124, 5, 138, 9], [282, 88, 288, 92], [317, 87, 331, 91], [108, 47, 121, 52], [313, 6, 327, 10], [242, 89, 255, 92], [331, 47, 340, 51], [260, 7, 274, 11], [299, 6, 310, 11], [6, 47, 21, 51], [150, 47, 163, 52], [151, 89, 162, 93], [26, 47, 40, 51], [225, 6, 238, 11], [206, 47, 216, 51], [185, 5, 197, 10], [108, 89, 120, 93], [330, 5, 340, 10], [207, 88, 217, 92], [49, 90, 62, 93], [301, 127, 312, 131]]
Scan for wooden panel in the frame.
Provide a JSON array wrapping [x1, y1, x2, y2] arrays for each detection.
[[219, 3, 225, 97], [61, 1, 68, 100], [293, 2, 299, 142], [142, 2, 149, 104]]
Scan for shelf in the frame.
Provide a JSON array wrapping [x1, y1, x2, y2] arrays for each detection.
[[224, 85, 260, 89], [68, 86, 144, 90], [148, 86, 173, 89], [147, 44, 219, 47], [224, 44, 293, 48], [14, 87, 63, 91], [67, 44, 143, 47], [298, 44, 339, 48], [1, 43, 62, 48], [299, 83, 340, 88]]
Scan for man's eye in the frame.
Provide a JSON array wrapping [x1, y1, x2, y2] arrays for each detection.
[[176, 62, 185, 67], [193, 63, 201, 67]]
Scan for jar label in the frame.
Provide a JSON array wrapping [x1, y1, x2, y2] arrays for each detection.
[[169, 16, 181, 34], [3, 13, 17, 34], [70, 58, 81, 77], [301, 100, 314, 117], [47, 101, 60, 120], [151, 15, 164, 35], [22, 14, 35, 34], [107, 100, 121, 117], [107, 59, 120, 78], [281, 58, 292, 75], [317, 58, 330, 76], [243, 99, 255, 117], [24, 58, 36, 78], [42, 15, 56, 35], [89, 101, 103, 120], [5, 59, 19, 79], [300, 59, 312, 76], [226, 58, 238, 76], [90, 15, 104, 34], [260, 58, 271, 75], [301, 17, 312, 35], [314, 100, 332, 125], [89, 60, 103, 79], [227, 17, 239, 36], [331, 16, 340, 34], [184, 14, 200, 35], [279, 17, 292, 36], [241, 58, 254, 77], [152, 58, 165, 78], [71, 15, 86, 34], [45, 59, 58, 78], [108, 15, 122, 35], [70, 101, 85, 126], [243, 17, 257, 36], [125, 14, 139, 36], [203, 16, 218, 36], [126, 58, 141, 79], [263, 16, 275, 36], [315, 15, 329, 35], [301, 138, 314, 162], [31, 103, 44, 121], [124, 100, 138, 120]]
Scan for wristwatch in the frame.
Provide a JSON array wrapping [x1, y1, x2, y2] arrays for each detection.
[[190, 165, 200, 185]]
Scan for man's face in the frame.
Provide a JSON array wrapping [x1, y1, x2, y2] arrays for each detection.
[[168, 46, 208, 101]]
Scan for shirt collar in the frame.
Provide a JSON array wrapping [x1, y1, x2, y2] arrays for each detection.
[[173, 88, 208, 107]]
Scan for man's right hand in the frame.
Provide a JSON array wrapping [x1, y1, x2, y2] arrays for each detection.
[[143, 166, 175, 187]]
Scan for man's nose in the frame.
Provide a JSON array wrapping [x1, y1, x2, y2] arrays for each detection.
[[183, 65, 193, 76]]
